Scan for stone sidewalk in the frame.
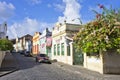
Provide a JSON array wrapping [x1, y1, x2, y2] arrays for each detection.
[[0, 52, 19, 77], [53, 62, 120, 80]]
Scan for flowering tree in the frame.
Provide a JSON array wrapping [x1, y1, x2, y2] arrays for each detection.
[[74, 4, 120, 54]]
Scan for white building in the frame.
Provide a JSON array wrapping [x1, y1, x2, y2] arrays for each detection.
[[15, 34, 33, 53], [40, 28, 52, 58], [0, 22, 7, 39], [52, 23, 82, 65]]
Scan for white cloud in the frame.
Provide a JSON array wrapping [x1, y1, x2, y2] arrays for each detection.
[[27, 0, 41, 5], [7, 17, 53, 39], [54, 3, 65, 12], [58, 0, 81, 24], [81, 19, 91, 24], [32, 0, 41, 4], [47, 4, 52, 8], [0, 1, 15, 21]]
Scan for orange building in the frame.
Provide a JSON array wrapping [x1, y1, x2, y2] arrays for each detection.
[[32, 32, 41, 56]]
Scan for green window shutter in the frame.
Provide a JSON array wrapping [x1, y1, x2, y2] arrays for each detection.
[[67, 44, 70, 56], [61, 43, 64, 55], [57, 44, 60, 55], [54, 45, 56, 55]]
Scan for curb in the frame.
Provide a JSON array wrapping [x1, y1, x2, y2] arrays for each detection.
[[0, 52, 20, 77], [0, 67, 19, 77]]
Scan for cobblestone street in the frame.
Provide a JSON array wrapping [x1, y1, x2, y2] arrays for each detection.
[[0, 53, 120, 80], [0, 53, 88, 80]]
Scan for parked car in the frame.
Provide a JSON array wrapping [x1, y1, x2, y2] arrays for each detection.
[[24, 51, 31, 57], [11, 50, 16, 53], [35, 54, 51, 64], [18, 50, 25, 55]]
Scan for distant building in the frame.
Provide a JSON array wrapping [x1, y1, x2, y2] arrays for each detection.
[[0, 22, 7, 39], [32, 32, 41, 56], [15, 34, 33, 53], [40, 28, 52, 58]]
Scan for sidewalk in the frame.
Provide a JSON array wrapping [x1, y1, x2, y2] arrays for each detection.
[[0, 52, 19, 77], [53, 62, 120, 80]]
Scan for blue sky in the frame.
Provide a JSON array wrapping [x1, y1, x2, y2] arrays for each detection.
[[0, 0, 119, 39]]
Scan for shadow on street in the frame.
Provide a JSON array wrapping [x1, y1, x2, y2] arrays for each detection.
[[12, 52, 49, 70]]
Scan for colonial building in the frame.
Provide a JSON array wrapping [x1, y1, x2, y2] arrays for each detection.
[[15, 34, 33, 53], [0, 22, 7, 39], [22, 34, 32, 52], [32, 32, 41, 56], [40, 28, 52, 58], [52, 23, 82, 65]]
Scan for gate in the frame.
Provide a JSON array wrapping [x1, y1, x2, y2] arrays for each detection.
[[73, 48, 84, 65]]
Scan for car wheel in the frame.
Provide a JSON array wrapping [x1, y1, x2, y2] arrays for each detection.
[[48, 61, 52, 64]]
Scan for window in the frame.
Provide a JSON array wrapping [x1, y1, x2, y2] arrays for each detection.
[[33, 46, 34, 52], [35, 45, 36, 52], [61, 43, 64, 55], [37, 44, 39, 53], [67, 44, 70, 56], [54, 45, 56, 55], [57, 44, 60, 55]]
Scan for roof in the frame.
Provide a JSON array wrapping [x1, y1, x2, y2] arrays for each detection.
[[18, 34, 33, 41]]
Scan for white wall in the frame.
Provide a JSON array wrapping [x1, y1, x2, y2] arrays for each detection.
[[84, 53, 103, 73], [0, 51, 6, 67], [52, 35, 73, 65], [84, 51, 120, 74]]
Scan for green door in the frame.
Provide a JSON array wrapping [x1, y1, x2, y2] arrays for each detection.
[[73, 49, 83, 65], [46, 47, 51, 58]]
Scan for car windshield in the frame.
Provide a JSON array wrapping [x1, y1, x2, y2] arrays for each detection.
[[39, 54, 47, 57]]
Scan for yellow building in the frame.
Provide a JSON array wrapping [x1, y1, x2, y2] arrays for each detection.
[[32, 32, 41, 56], [52, 23, 82, 65]]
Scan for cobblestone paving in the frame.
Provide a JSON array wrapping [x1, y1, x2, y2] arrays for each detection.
[[0, 53, 88, 80], [0, 53, 120, 80]]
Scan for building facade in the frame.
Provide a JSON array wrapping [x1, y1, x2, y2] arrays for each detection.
[[52, 23, 82, 65], [23, 34, 33, 52], [40, 28, 52, 58], [15, 37, 21, 52], [15, 34, 33, 53], [32, 32, 41, 55], [0, 22, 7, 39]]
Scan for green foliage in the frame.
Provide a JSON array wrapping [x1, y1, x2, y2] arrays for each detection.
[[0, 39, 14, 51], [74, 5, 120, 54]]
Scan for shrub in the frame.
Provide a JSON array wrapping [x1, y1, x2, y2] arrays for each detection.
[[74, 5, 120, 54], [0, 39, 14, 51]]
